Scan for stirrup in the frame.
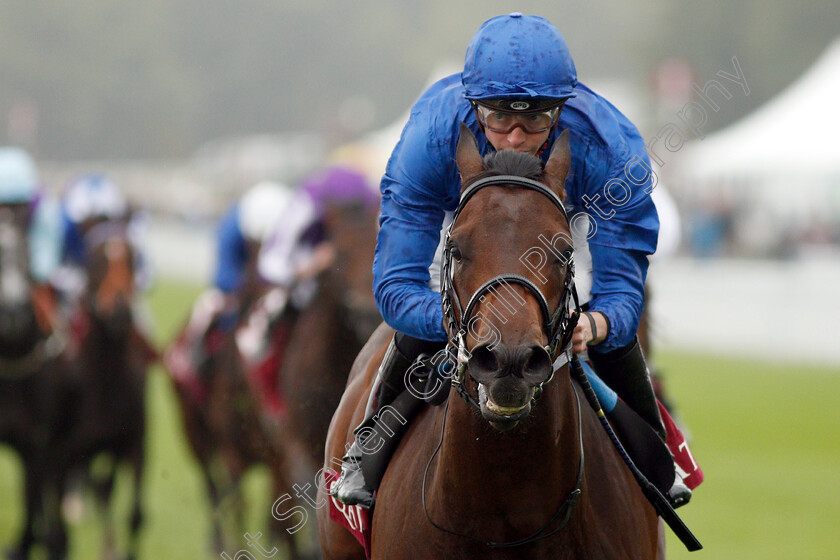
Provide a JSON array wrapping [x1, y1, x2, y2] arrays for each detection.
[[668, 470, 692, 509], [332, 442, 375, 508]]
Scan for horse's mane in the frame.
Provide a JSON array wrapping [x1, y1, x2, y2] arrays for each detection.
[[480, 150, 544, 181]]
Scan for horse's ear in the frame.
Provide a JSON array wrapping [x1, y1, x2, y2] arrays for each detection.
[[544, 129, 571, 200], [456, 123, 484, 190]]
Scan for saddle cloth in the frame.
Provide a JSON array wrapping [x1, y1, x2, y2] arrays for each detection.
[[324, 469, 372, 559]]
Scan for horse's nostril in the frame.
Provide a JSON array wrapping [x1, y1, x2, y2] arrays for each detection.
[[467, 344, 500, 383], [521, 344, 553, 384]]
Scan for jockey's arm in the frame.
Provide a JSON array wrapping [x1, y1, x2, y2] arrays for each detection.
[[571, 137, 658, 353], [213, 203, 247, 293], [373, 115, 456, 343], [29, 195, 64, 285]]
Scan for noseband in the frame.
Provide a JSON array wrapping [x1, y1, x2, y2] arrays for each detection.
[[440, 175, 578, 393]]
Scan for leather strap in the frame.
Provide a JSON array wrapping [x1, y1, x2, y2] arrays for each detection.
[[583, 311, 597, 343]]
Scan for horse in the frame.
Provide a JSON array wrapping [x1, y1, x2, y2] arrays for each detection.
[[0, 203, 76, 560], [166, 232, 304, 557], [237, 197, 381, 555], [60, 216, 156, 560], [270, 198, 381, 475], [318, 127, 662, 559]]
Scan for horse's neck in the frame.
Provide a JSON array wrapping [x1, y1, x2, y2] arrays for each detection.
[[310, 276, 347, 331], [431, 371, 581, 513], [85, 316, 130, 364]]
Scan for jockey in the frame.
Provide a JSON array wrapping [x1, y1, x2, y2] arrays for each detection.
[[256, 165, 378, 293], [54, 173, 153, 304], [228, 166, 377, 416], [333, 13, 701, 509], [0, 147, 64, 331], [163, 180, 293, 393], [236, 165, 378, 361]]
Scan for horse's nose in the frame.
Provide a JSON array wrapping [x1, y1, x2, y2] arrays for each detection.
[[468, 343, 553, 386]]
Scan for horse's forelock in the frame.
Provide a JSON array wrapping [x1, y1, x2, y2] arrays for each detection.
[[480, 151, 544, 181]]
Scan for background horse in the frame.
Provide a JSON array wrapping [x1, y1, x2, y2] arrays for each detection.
[[62, 217, 155, 560], [319, 129, 662, 559], [166, 233, 304, 557], [201, 197, 380, 556], [0, 203, 76, 560], [268, 199, 381, 477]]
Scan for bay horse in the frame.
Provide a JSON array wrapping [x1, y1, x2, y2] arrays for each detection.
[[318, 127, 662, 559], [0, 203, 76, 560], [61, 217, 156, 560], [167, 233, 304, 557], [242, 197, 380, 555], [270, 198, 381, 476]]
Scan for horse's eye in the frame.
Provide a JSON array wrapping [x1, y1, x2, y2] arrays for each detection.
[[450, 245, 462, 261]]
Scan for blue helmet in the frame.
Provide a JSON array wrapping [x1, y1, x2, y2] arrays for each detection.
[[462, 13, 577, 112], [0, 147, 39, 203]]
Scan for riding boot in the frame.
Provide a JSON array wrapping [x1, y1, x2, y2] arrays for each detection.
[[332, 335, 415, 508], [589, 337, 692, 507]]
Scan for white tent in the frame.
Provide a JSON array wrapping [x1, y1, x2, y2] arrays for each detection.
[[673, 40, 840, 255], [678, 39, 840, 180]]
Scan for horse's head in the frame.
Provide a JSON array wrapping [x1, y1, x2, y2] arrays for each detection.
[[82, 218, 137, 337], [443, 124, 575, 430], [0, 204, 43, 358], [319, 198, 381, 341]]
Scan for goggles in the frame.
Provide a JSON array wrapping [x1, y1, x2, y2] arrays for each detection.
[[473, 103, 560, 134]]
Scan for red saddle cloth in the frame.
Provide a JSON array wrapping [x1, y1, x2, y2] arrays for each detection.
[[244, 321, 294, 420], [661, 401, 704, 490], [324, 469, 372, 559], [163, 325, 208, 403]]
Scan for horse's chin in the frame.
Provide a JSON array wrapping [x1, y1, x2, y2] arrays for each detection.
[[478, 384, 532, 431]]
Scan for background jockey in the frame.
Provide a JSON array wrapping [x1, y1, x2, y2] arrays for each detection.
[[333, 13, 702, 509], [230, 166, 378, 407], [53, 173, 153, 305], [163, 180, 293, 392], [234, 165, 379, 365], [0, 147, 64, 331]]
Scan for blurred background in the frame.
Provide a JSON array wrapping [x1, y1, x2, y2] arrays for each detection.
[[1, 1, 839, 558]]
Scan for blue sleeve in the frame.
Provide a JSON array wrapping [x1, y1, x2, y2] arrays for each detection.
[[562, 91, 658, 351], [59, 212, 84, 266], [373, 113, 457, 342], [213, 204, 246, 293], [582, 145, 657, 351], [587, 245, 649, 351], [28, 198, 65, 283]]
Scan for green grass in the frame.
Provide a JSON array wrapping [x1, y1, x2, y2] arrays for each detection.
[[1, 279, 839, 558], [656, 351, 840, 559]]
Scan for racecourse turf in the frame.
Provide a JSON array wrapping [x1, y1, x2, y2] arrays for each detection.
[[0, 278, 838, 558]]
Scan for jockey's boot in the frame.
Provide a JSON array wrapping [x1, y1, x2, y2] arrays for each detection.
[[332, 335, 414, 508], [589, 337, 692, 508]]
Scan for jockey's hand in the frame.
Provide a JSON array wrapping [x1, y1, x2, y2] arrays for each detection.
[[295, 242, 337, 281], [571, 311, 608, 354]]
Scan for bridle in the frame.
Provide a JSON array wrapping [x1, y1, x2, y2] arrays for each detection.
[[439, 174, 579, 406]]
